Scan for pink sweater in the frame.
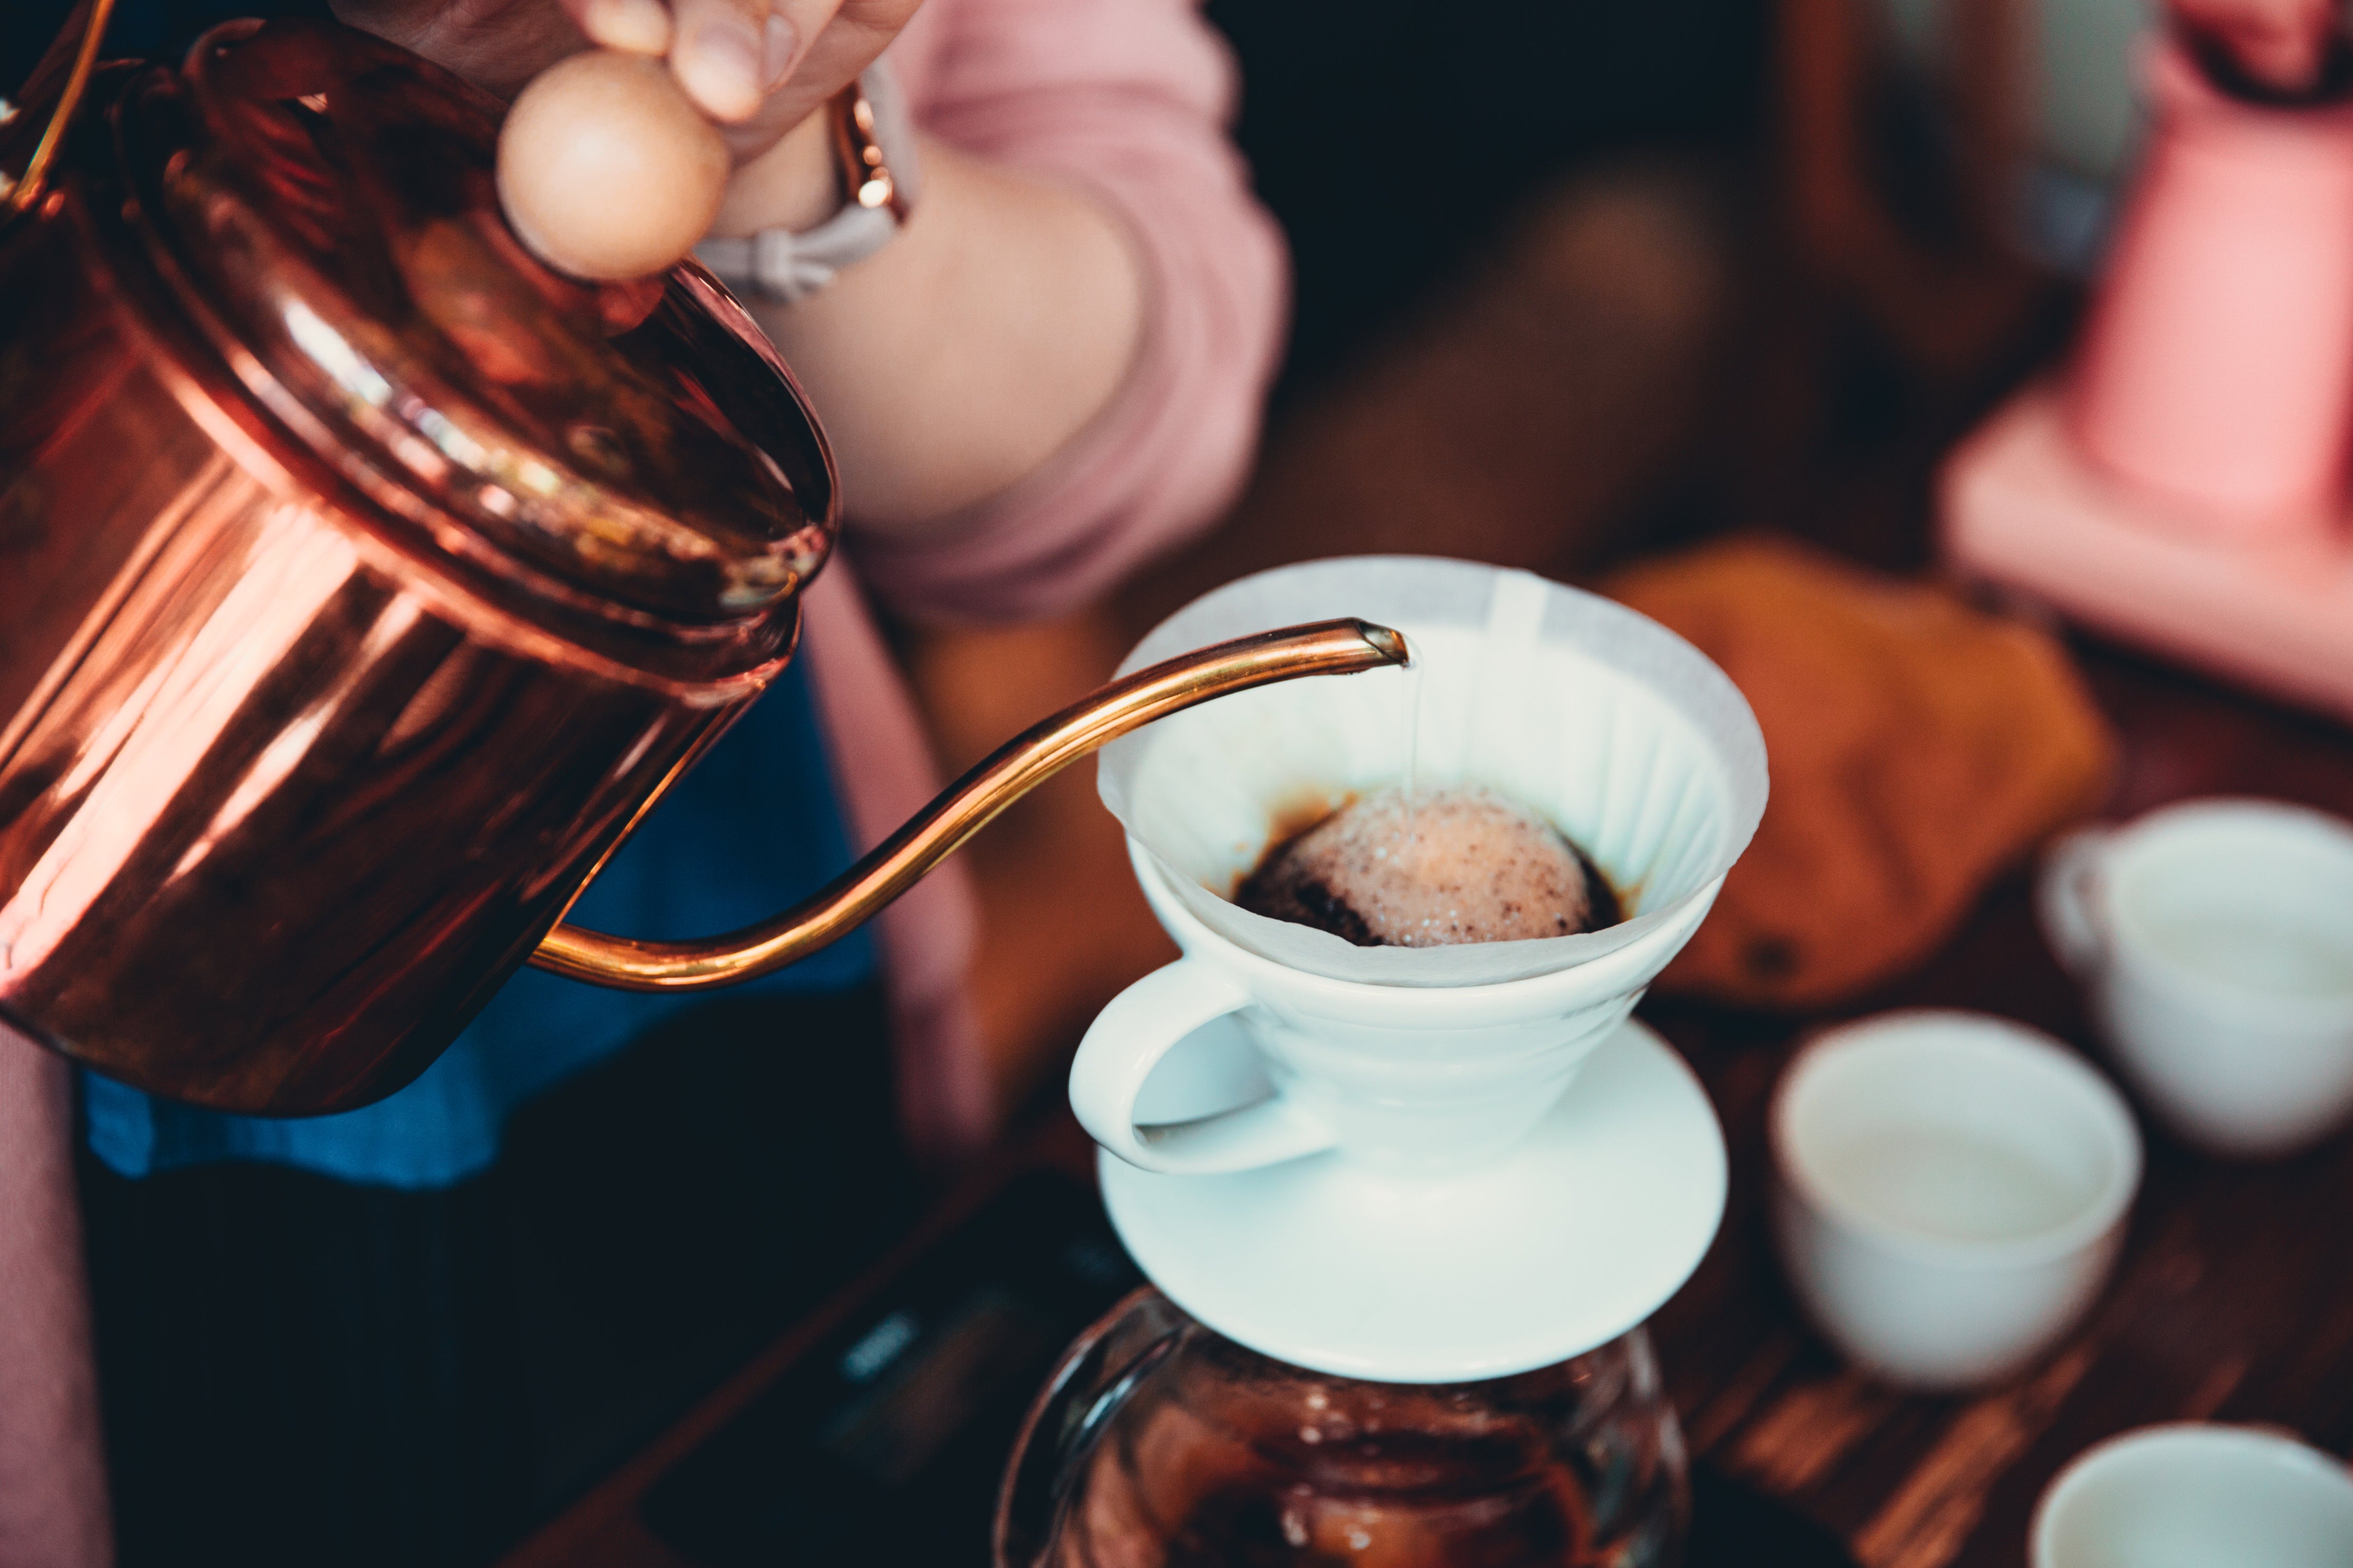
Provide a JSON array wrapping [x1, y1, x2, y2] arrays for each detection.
[[797, 0, 1286, 1157]]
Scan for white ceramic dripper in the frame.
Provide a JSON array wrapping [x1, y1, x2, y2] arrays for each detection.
[[1077, 557, 1767, 1178], [1070, 557, 1768, 1382]]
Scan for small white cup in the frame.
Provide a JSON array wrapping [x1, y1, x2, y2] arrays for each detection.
[[2033, 1423, 2353, 1568], [1769, 1011, 2142, 1390], [1069, 841, 1723, 1175], [2040, 798, 2353, 1159]]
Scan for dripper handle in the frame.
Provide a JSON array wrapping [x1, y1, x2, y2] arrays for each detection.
[[1069, 958, 1340, 1173], [530, 618, 1409, 990]]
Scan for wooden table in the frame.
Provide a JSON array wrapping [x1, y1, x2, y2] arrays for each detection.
[[1646, 634, 2353, 1568], [505, 632, 2353, 1568]]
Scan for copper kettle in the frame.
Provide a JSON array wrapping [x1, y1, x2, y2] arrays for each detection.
[[0, 5, 1405, 1115]]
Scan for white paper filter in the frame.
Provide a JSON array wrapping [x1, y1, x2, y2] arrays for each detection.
[[1098, 557, 1768, 986]]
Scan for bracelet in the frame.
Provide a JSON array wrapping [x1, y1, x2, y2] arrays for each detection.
[[696, 61, 920, 305]]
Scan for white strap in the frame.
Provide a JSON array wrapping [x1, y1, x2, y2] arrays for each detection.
[[695, 61, 919, 305], [698, 204, 898, 304]]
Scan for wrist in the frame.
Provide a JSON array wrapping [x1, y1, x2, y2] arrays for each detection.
[[709, 110, 840, 239], [695, 67, 923, 306]]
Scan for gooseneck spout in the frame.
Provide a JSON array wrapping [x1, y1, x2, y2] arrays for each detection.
[[530, 618, 1411, 990]]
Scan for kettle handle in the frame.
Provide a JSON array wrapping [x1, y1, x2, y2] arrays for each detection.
[[529, 618, 1412, 991], [3, 0, 118, 221]]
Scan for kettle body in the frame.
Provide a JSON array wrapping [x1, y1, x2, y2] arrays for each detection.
[[0, 18, 826, 1112]]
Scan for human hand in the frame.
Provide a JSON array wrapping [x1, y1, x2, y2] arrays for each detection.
[[339, 0, 923, 276], [334, 0, 920, 163], [2169, 0, 2342, 94]]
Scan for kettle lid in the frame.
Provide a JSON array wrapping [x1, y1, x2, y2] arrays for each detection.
[[112, 17, 833, 626]]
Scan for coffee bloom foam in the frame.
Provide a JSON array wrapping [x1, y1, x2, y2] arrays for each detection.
[[1238, 785, 1608, 947]]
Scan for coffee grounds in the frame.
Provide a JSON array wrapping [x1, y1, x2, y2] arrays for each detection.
[[1235, 784, 1619, 947]]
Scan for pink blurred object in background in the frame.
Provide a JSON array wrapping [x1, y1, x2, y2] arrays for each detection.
[[1944, 384, 2353, 725], [2168, 0, 2342, 98], [2069, 33, 2353, 535], [1945, 26, 2353, 725]]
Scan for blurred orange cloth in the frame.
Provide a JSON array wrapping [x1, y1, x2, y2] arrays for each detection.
[[1606, 537, 2115, 1011]]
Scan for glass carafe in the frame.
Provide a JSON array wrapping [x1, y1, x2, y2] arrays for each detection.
[[996, 1288, 1688, 1568]]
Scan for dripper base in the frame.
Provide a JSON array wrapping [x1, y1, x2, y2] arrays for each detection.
[[1096, 1016, 1727, 1384]]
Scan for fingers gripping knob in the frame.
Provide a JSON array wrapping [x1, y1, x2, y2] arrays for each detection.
[[496, 50, 731, 281]]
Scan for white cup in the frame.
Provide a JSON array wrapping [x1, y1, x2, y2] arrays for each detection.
[[1069, 841, 1723, 1175], [2040, 798, 2353, 1159], [2033, 1423, 2353, 1568], [1768, 1011, 2142, 1390]]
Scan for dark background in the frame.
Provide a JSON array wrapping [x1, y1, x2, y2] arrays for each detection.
[[6, 0, 1772, 408]]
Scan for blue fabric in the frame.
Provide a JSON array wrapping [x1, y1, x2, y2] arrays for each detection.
[[82, 662, 876, 1190]]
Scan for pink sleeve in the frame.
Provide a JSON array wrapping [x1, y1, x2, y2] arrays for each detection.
[[0, 1028, 112, 1566], [848, 0, 1289, 624], [798, 564, 994, 1159]]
